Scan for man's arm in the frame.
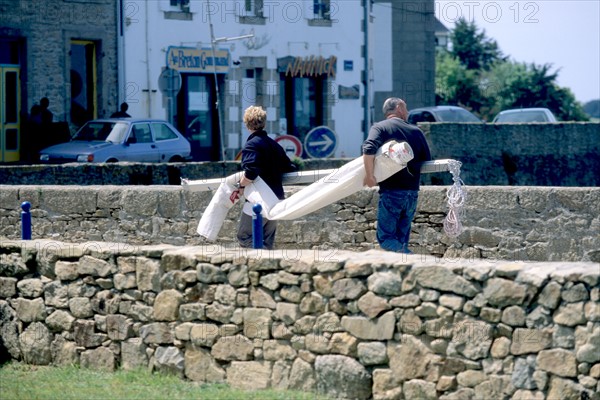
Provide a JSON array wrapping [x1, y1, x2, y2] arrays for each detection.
[[363, 154, 377, 187]]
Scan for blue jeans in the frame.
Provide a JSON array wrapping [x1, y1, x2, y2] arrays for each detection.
[[377, 189, 419, 253]]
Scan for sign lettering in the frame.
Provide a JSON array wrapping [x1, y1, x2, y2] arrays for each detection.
[[166, 46, 230, 73], [281, 55, 337, 78]]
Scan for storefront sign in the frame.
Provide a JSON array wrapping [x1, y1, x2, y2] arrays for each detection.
[[166, 46, 230, 73], [278, 55, 337, 78]]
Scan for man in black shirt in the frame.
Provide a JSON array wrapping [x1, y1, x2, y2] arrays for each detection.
[[362, 97, 432, 254]]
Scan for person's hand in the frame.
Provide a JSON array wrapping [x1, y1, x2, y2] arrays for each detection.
[[363, 174, 378, 188]]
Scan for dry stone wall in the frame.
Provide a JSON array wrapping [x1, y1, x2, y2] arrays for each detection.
[[1, 185, 599, 262], [0, 240, 599, 400], [1, 123, 598, 187]]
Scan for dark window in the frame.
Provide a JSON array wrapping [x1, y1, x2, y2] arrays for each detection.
[[171, 0, 190, 9], [132, 124, 152, 143], [313, 0, 330, 19], [245, 0, 263, 16]]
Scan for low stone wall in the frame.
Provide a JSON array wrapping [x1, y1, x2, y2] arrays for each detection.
[[419, 122, 600, 187], [1, 185, 599, 262], [0, 241, 598, 399], [2, 123, 598, 187], [0, 159, 346, 186]]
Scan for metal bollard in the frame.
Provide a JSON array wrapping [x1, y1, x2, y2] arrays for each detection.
[[252, 203, 263, 249], [21, 201, 32, 240]]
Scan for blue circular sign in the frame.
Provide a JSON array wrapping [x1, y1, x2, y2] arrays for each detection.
[[304, 126, 337, 159]]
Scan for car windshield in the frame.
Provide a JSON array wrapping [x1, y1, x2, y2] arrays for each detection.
[[72, 122, 129, 142], [436, 109, 481, 122], [496, 111, 548, 122]]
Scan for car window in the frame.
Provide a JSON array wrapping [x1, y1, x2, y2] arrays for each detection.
[[131, 123, 153, 143], [73, 122, 119, 141], [104, 122, 129, 143], [436, 109, 480, 122], [497, 111, 547, 122], [422, 112, 436, 122], [152, 123, 178, 141], [408, 112, 423, 124]]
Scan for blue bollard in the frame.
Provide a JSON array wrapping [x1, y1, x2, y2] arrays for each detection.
[[21, 201, 32, 240], [252, 203, 263, 249]]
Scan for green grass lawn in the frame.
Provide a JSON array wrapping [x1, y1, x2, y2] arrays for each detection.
[[0, 362, 328, 400]]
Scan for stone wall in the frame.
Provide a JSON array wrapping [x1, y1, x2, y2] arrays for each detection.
[[419, 122, 600, 187], [0, 240, 598, 399], [1, 123, 598, 186], [1, 185, 599, 263]]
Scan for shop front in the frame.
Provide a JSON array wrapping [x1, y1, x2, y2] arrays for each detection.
[[277, 55, 336, 158], [166, 46, 230, 161]]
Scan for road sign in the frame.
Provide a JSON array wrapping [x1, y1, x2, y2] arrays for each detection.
[[304, 126, 337, 159], [275, 135, 303, 159], [158, 68, 182, 97]]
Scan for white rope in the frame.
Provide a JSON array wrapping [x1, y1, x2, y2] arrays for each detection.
[[443, 159, 467, 238]]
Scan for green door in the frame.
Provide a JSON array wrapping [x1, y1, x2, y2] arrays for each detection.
[[0, 65, 20, 162]]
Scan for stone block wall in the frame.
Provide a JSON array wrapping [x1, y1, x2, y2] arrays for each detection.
[[419, 122, 600, 187], [1, 185, 599, 262], [1, 123, 598, 187], [0, 241, 598, 399]]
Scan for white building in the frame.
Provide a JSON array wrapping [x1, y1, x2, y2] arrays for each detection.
[[120, 0, 369, 161], [119, 0, 435, 161]]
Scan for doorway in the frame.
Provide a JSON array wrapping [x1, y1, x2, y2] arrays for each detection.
[[70, 40, 97, 127], [0, 65, 20, 162], [280, 75, 325, 150], [176, 74, 221, 161]]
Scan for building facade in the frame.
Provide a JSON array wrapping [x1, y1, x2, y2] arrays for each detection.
[[0, 0, 434, 163], [0, 0, 120, 163], [122, 0, 372, 160]]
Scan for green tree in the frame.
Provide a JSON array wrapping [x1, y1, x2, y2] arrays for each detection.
[[436, 19, 589, 121], [450, 18, 504, 70], [435, 50, 487, 113], [484, 62, 589, 121]]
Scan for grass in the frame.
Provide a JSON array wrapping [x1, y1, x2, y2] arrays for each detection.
[[0, 362, 328, 400]]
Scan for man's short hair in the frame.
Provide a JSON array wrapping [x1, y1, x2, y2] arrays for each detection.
[[243, 106, 267, 132], [382, 97, 404, 116]]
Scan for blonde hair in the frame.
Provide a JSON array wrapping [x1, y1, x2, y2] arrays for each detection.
[[243, 106, 267, 132]]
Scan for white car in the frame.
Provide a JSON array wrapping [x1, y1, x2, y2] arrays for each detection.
[[493, 108, 557, 123], [39, 119, 191, 163]]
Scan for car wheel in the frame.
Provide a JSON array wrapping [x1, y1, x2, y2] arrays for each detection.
[[169, 156, 184, 162]]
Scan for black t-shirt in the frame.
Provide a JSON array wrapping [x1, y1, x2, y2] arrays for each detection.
[[362, 117, 432, 191], [242, 130, 296, 199]]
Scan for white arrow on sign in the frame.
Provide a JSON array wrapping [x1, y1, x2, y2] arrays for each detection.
[[309, 135, 334, 151]]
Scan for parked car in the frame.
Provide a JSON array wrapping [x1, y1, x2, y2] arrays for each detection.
[[39, 119, 191, 163], [492, 108, 557, 123], [407, 105, 482, 124]]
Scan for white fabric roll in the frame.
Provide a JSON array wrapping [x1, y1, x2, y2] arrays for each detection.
[[196, 182, 239, 241], [197, 140, 413, 240]]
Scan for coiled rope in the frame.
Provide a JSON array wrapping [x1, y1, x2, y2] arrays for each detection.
[[443, 159, 467, 238]]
